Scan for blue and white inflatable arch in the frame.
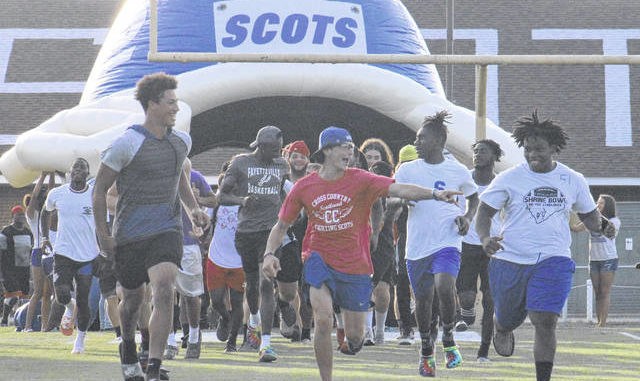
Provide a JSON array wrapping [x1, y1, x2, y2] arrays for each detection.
[[0, 0, 522, 187]]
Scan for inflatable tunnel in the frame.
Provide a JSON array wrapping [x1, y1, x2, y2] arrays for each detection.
[[0, 0, 523, 187]]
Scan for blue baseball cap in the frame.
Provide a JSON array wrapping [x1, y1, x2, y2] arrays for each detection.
[[311, 126, 354, 163]]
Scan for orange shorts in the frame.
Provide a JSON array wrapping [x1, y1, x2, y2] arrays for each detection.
[[206, 259, 245, 293]]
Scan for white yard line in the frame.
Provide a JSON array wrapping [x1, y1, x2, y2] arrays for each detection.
[[619, 331, 640, 340]]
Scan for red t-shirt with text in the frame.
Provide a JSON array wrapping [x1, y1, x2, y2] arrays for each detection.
[[279, 168, 395, 274]]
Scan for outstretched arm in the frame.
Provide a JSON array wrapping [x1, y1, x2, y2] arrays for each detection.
[[387, 183, 462, 204]]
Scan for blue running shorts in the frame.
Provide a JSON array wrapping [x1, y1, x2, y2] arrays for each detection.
[[406, 247, 461, 299], [489, 256, 575, 331], [302, 252, 373, 312]]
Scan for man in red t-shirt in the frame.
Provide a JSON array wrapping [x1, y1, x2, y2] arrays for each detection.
[[262, 126, 461, 381]]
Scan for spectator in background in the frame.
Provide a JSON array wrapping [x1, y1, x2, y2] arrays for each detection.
[[571, 194, 620, 327], [360, 138, 396, 170], [0, 206, 33, 327], [24, 172, 55, 332]]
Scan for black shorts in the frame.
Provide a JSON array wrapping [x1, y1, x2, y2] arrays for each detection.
[[371, 245, 397, 286], [115, 232, 183, 290], [456, 242, 490, 294], [234, 230, 270, 274], [275, 239, 302, 283], [92, 255, 118, 298], [53, 254, 93, 290], [2, 266, 30, 297]]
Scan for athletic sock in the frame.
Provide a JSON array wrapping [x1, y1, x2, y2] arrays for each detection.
[[375, 310, 387, 335], [535, 361, 553, 381], [64, 299, 76, 317], [441, 323, 455, 348], [114, 326, 122, 339], [121, 339, 138, 364], [249, 313, 261, 329], [260, 334, 271, 350], [189, 326, 200, 344], [167, 332, 177, 347], [301, 328, 311, 341], [140, 328, 150, 351], [146, 358, 162, 376], [421, 336, 433, 357], [366, 310, 374, 330], [75, 330, 86, 350]]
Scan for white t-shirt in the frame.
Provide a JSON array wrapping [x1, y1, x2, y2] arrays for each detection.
[[394, 158, 478, 260], [463, 180, 501, 246], [480, 162, 596, 265], [589, 217, 620, 261], [45, 184, 99, 262], [208, 205, 243, 269]]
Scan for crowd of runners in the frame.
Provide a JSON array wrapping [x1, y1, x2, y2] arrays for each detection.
[[0, 73, 622, 381]]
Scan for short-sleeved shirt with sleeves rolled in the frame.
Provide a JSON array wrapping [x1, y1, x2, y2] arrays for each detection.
[[480, 162, 596, 264], [279, 168, 395, 275], [224, 153, 290, 233], [100, 125, 192, 245]]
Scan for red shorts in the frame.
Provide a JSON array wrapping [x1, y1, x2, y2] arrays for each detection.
[[206, 259, 245, 293]]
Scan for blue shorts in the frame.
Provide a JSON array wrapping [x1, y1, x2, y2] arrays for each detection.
[[590, 258, 618, 274], [406, 247, 461, 299], [489, 256, 575, 331], [31, 248, 43, 267], [302, 252, 373, 312]]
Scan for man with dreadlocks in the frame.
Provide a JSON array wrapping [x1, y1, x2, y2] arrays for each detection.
[[394, 111, 479, 377], [476, 111, 616, 381]]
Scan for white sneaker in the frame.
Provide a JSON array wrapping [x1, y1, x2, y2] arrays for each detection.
[[363, 327, 375, 346], [374, 329, 385, 345]]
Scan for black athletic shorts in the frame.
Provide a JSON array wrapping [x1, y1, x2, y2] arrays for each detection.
[[53, 254, 93, 290], [2, 266, 30, 297], [275, 239, 302, 283], [456, 242, 490, 294], [115, 232, 182, 290], [92, 255, 118, 298], [234, 230, 270, 274], [371, 245, 397, 286]]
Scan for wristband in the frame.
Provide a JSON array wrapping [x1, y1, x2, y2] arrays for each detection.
[[264, 252, 274, 258]]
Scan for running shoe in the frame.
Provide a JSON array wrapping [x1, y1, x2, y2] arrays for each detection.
[[363, 327, 375, 346], [258, 346, 278, 362], [397, 327, 415, 345], [224, 342, 237, 353], [119, 342, 144, 381], [492, 326, 515, 357], [476, 356, 491, 363], [444, 345, 463, 369], [216, 315, 230, 342], [184, 332, 202, 359], [418, 355, 436, 377], [60, 313, 75, 336], [163, 345, 179, 360], [300, 338, 312, 345], [374, 328, 385, 345], [455, 320, 468, 332]]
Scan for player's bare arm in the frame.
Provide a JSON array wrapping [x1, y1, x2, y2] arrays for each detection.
[[475, 201, 504, 256], [262, 219, 292, 279]]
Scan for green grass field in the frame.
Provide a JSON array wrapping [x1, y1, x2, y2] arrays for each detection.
[[1, 323, 639, 380]]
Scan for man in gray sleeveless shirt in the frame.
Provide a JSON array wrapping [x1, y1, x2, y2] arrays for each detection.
[[218, 125, 290, 362], [92, 73, 209, 381]]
